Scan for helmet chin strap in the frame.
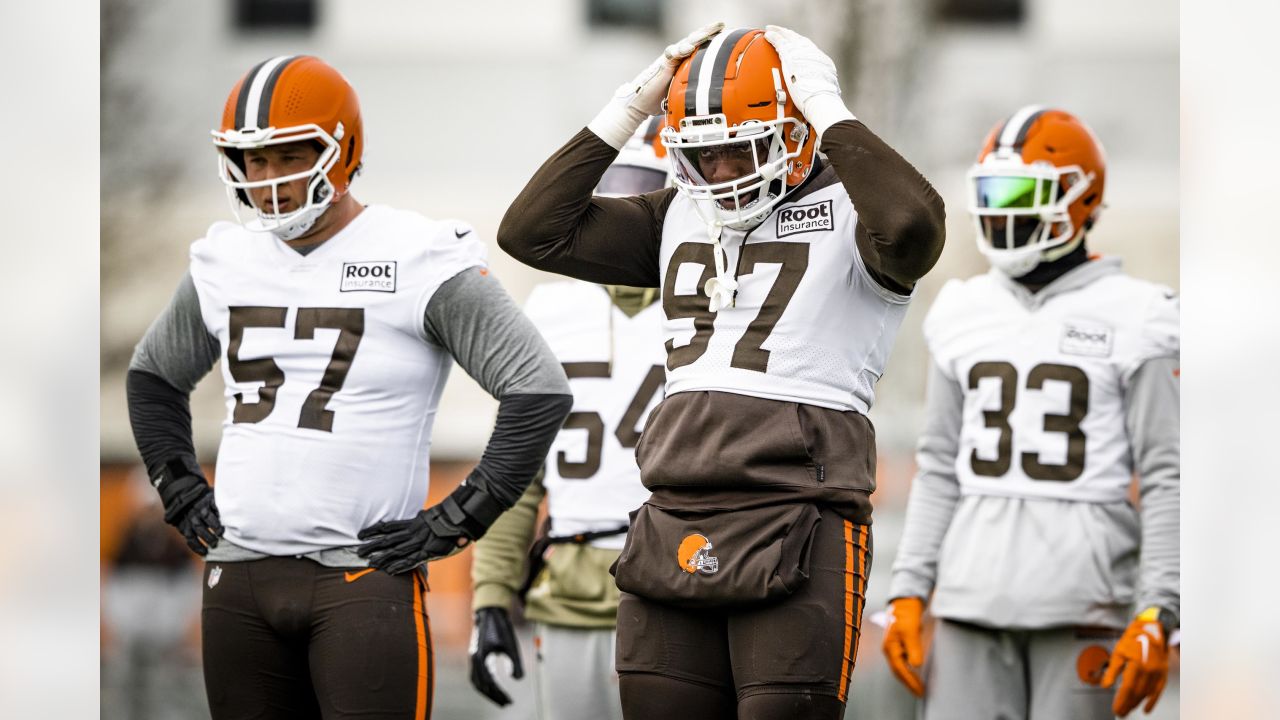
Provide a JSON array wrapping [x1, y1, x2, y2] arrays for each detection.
[[261, 179, 335, 242], [1014, 239, 1090, 288], [990, 226, 1087, 280], [984, 202, 1085, 278], [1040, 226, 1084, 263], [267, 202, 330, 241], [720, 177, 785, 231]]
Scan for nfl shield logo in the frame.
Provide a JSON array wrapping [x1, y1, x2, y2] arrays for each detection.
[[208, 566, 222, 589]]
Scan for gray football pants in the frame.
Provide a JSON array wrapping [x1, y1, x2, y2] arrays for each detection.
[[923, 619, 1120, 720], [533, 623, 623, 720]]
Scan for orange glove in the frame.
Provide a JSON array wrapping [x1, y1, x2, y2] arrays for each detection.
[[882, 597, 926, 697], [1101, 607, 1172, 716]]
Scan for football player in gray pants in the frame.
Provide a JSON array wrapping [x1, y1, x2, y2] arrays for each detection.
[[882, 106, 1178, 719]]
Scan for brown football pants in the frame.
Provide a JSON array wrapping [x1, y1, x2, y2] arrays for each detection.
[[201, 557, 432, 720], [616, 509, 871, 720]]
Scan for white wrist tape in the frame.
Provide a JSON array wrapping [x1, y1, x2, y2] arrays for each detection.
[[804, 93, 856, 141], [587, 100, 651, 150]]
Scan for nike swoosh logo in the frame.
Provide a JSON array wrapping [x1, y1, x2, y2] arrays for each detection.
[[454, 228, 471, 238], [345, 568, 376, 583]]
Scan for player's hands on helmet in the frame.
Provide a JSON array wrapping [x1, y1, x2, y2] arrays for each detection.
[[882, 596, 926, 697], [763, 25, 855, 138], [631, 22, 725, 115], [158, 472, 224, 556], [589, 22, 724, 149], [469, 607, 525, 706], [1101, 610, 1171, 716]]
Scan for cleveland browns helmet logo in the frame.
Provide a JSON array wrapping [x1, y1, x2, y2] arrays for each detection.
[[677, 533, 719, 575]]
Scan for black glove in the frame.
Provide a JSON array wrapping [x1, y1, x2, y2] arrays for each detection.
[[357, 483, 504, 575], [152, 457, 223, 556], [469, 607, 524, 706]]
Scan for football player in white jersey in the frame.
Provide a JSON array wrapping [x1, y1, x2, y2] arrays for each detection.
[[125, 56, 572, 719], [882, 107, 1179, 719], [467, 121, 671, 720], [498, 24, 945, 720]]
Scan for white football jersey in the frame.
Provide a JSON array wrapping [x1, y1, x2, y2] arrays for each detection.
[[188, 205, 487, 555], [523, 281, 665, 550], [924, 259, 1179, 503], [659, 180, 912, 413]]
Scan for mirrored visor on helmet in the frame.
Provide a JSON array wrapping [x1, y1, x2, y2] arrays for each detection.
[[973, 175, 1058, 210], [595, 165, 668, 196]]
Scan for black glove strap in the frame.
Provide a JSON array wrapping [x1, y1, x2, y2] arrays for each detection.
[[152, 455, 209, 525], [443, 482, 505, 539]]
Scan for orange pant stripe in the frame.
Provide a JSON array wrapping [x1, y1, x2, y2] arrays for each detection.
[[838, 520, 855, 701], [412, 572, 429, 720]]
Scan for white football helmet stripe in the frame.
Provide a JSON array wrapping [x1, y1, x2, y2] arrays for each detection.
[[998, 103, 1048, 151], [242, 55, 293, 130], [695, 32, 733, 116]]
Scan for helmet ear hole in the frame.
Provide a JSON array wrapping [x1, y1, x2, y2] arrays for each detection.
[[312, 182, 332, 205]]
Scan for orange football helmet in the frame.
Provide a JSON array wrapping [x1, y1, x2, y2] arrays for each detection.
[[595, 116, 671, 198], [968, 105, 1107, 276], [661, 28, 817, 230], [676, 533, 719, 575], [211, 55, 364, 240]]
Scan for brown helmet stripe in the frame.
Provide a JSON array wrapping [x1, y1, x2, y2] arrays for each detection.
[[996, 104, 1049, 153], [233, 58, 271, 130], [1009, 110, 1047, 151], [683, 44, 709, 117], [706, 28, 751, 115], [233, 55, 300, 131], [254, 55, 300, 129]]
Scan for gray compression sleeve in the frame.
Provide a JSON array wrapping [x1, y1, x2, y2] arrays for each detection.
[[1125, 356, 1180, 621], [422, 268, 571, 511], [129, 272, 220, 390], [423, 268, 569, 398], [887, 360, 964, 602]]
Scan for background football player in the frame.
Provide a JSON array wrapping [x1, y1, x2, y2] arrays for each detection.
[[882, 106, 1179, 719], [125, 55, 571, 719], [498, 23, 945, 720], [468, 121, 671, 720]]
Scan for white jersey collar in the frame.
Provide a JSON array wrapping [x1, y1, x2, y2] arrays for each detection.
[[990, 255, 1123, 310]]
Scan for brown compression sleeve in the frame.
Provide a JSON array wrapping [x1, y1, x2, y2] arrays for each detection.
[[497, 127, 675, 288], [821, 120, 946, 293]]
